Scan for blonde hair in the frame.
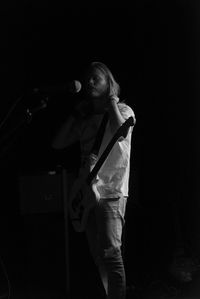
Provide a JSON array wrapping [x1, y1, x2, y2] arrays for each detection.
[[88, 61, 120, 97]]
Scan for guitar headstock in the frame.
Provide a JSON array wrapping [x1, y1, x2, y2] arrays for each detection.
[[118, 116, 134, 138]]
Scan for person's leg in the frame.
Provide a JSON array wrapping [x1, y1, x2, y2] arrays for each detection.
[[96, 196, 127, 299], [97, 259, 108, 295], [85, 208, 108, 296]]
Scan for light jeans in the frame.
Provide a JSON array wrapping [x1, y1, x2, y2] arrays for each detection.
[[85, 195, 127, 299]]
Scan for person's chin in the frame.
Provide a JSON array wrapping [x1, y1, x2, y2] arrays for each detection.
[[91, 93, 100, 99]]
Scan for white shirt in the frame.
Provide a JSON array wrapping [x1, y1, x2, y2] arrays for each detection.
[[78, 102, 136, 198]]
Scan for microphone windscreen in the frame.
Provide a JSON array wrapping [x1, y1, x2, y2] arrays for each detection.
[[68, 80, 82, 94]]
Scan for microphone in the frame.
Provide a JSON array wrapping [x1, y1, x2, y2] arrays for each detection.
[[33, 80, 82, 95]]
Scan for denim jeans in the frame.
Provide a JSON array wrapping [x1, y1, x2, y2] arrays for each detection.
[[85, 196, 127, 299]]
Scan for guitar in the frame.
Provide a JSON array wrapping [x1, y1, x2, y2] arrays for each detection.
[[69, 116, 134, 232]]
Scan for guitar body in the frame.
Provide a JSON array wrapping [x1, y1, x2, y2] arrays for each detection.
[[69, 177, 100, 232]]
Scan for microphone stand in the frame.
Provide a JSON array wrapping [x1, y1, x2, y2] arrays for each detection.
[[0, 94, 48, 159], [0, 95, 24, 132]]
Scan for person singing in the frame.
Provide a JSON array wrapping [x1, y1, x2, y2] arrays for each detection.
[[52, 61, 136, 299]]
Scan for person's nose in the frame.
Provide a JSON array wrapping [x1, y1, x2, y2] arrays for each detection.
[[89, 78, 95, 86]]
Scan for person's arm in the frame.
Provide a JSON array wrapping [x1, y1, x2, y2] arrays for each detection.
[[107, 97, 136, 139], [52, 98, 92, 149], [107, 96, 126, 135], [52, 115, 80, 149]]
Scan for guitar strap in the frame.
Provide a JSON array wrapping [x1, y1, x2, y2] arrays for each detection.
[[90, 112, 108, 156]]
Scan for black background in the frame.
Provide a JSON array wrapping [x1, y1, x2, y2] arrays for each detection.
[[0, 0, 200, 298]]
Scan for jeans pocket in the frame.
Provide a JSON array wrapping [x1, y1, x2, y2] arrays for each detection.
[[101, 196, 127, 224]]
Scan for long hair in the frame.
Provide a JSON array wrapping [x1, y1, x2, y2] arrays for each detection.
[[86, 61, 121, 98]]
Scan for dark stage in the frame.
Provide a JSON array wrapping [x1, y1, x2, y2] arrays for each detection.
[[0, 0, 200, 298]]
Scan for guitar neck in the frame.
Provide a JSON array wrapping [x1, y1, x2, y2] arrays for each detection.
[[86, 132, 120, 185], [86, 117, 134, 185], [85, 116, 133, 185]]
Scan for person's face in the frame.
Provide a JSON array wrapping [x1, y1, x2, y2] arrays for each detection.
[[85, 68, 109, 99], [85, 68, 109, 114]]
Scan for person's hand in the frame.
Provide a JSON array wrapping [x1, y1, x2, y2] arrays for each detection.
[[109, 95, 120, 104]]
